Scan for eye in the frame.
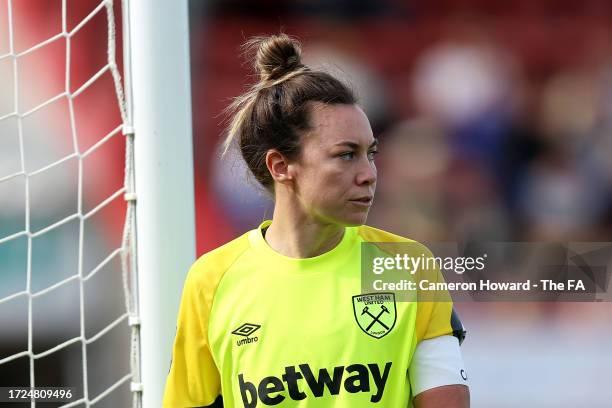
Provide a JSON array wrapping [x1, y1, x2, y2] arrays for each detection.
[[367, 150, 379, 161], [338, 152, 355, 161]]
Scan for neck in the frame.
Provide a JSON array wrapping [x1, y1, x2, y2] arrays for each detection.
[[264, 194, 345, 259]]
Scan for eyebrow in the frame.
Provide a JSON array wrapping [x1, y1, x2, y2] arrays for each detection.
[[334, 138, 379, 149]]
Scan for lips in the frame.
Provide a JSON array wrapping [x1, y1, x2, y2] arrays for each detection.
[[349, 196, 373, 205]]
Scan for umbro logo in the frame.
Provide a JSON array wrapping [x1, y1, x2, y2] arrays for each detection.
[[232, 323, 261, 347]]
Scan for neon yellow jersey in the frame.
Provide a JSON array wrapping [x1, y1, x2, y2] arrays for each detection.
[[163, 220, 459, 408]]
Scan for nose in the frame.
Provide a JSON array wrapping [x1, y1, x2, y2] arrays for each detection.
[[356, 157, 377, 186]]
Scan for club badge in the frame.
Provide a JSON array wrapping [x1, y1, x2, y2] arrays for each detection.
[[352, 292, 397, 339]]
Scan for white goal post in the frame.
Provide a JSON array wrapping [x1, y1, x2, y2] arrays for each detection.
[[126, 0, 196, 407]]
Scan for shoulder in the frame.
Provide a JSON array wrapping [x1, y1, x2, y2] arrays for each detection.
[[186, 231, 252, 296], [357, 224, 413, 242], [356, 224, 433, 256]]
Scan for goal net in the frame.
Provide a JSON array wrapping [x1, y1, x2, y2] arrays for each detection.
[[0, 0, 195, 406]]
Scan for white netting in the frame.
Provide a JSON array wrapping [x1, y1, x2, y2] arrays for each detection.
[[0, 0, 140, 406]]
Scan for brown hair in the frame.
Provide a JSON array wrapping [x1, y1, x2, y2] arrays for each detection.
[[222, 34, 357, 192]]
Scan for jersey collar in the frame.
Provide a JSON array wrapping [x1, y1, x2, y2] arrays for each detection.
[[248, 219, 357, 269]]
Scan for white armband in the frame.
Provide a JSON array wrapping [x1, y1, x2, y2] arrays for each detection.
[[409, 335, 469, 396]]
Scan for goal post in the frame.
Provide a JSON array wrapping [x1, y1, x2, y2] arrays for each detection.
[[125, 0, 196, 407]]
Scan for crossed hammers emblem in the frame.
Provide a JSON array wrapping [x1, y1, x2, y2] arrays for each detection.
[[361, 305, 390, 331]]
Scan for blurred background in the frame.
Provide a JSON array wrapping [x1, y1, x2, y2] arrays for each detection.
[[1, 0, 612, 407]]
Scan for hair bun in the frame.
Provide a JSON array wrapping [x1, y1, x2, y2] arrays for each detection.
[[249, 34, 304, 81]]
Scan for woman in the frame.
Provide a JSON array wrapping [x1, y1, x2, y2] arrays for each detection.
[[163, 34, 469, 408]]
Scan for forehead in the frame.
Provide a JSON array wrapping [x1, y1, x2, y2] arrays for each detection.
[[306, 103, 374, 147]]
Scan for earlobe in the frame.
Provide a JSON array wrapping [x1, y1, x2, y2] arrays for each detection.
[[284, 163, 295, 181]]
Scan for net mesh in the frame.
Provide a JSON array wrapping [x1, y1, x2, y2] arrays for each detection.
[[0, 0, 140, 406]]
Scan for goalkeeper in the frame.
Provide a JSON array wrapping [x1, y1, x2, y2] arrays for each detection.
[[162, 33, 469, 408]]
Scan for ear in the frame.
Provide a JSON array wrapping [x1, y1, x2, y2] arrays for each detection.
[[266, 149, 294, 184]]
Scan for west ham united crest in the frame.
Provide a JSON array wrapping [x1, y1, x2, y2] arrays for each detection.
[[352, 293, 397, 339]]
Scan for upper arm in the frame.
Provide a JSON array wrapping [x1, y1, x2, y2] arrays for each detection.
[[413, 384, 470, 408], [162, 265, 222, 407], [415, 261, 460, 342], [409, 335, 469, 398], [411, 245, 469, 405]]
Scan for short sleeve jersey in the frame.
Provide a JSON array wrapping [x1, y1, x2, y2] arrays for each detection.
[[162, 220, 461, 407]]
